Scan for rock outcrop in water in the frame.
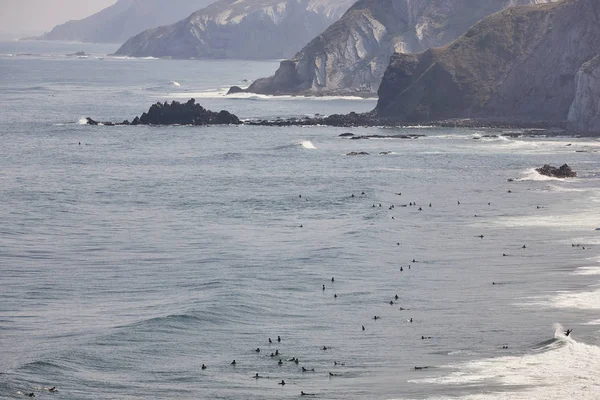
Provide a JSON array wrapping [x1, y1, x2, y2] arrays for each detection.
[[241, 0, 557, 96], [373, 0, 600, 126], [86, 99, 241, 126], [568, 55, 600, 134], [536, 164, 577, 178], [27, 0, 215, 44], [114, 0, 356, 60]]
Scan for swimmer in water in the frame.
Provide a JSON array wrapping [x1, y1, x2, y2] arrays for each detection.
[[256, 348, 260, 353], [278, 336, 281, 343], [362, 325, 365, 331], [201, 364, 207, 370], [231, 360, 236, 365], [395, 295, 399, 300]]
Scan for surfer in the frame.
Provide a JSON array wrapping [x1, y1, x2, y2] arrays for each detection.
[[565, 329, 572, 337], [231, 360, 236, 365], [256, 348, 260, 353], [301, 391, 316, 396], [362, 325, 365, 331], [254, 373, 262, 379], [302, 367, 315, 372], [278, 336, 281, 343], [201, 364, 207, 370], [48, 387, 57, 393], [278, 380, 286, 385]]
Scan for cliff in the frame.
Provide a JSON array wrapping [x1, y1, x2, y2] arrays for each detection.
[[114, 0, 356, 60], [568, 55, 600, 134], [30, 0, 215, 44], [374, 0, 600, 126], [243, 0, 557, 96]]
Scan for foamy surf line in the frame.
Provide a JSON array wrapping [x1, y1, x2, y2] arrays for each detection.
[[398, 325, 600, 400], [166, 89, 377, 101]]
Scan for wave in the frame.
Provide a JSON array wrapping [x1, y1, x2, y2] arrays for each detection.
[[167, 89, 377, 101], [406, 325, 600, 400], [169, 81, 181, 87], [300, 140, 316, 149], [516, 168, 569, 182]]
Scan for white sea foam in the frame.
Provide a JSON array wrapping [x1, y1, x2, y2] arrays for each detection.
[[522, 286, 600, 311], [300, 141, 316, 149], [517, 168, 567, 182], [167, 89, 376, 101], [404, 326, 600, 400], [169, 81, 181, 87], [484, 213, 595, 230], [574, 266, 600, 276], [77, 117, 88, 125]]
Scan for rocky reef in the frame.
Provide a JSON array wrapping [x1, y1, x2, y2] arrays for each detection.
[[114, 0, 355, 60], [373, 0, 600, 126], [536, 164, 577, 178], [84, 99, 240, 126], [568, 55, 600, 134], [241, 0, 557, 96]]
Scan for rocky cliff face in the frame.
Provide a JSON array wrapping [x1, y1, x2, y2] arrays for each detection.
[[244, 0, 557, 96], [31, 0, 215, 44], [374, 0, 600, 125], [568, 55, 600, 133], [114, 0, 356, 59]]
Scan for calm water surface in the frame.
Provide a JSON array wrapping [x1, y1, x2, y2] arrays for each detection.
[[1, 41, 600, 400]]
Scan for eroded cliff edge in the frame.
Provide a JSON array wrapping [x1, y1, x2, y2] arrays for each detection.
[[242, 0, 557, 96], [374, 0, 600, 128]]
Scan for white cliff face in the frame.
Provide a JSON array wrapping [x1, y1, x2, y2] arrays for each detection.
[[246, 0, 558, 96], [569, 55, 600, 133], [115, 0, 356, 59]]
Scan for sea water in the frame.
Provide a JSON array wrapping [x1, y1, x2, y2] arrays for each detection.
[[1, 41, 600, 400]]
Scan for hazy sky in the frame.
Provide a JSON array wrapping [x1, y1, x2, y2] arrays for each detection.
[[0, 0, 117, 36]]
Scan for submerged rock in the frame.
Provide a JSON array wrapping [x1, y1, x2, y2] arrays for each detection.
[[536, 164, 577, 178], [346, 151, 369, 156]]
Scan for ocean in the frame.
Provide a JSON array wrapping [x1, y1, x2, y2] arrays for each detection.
[[1, 41, 599, 400]]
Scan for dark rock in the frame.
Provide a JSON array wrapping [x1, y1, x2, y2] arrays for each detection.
[[122, 120, 130, 125], [350, 134, 422, 140], [67, 51, 88, 57], [85, 117, 98, 125], [131, 116, 140, 125], [535, 164, 577, 178], [227, 86, 245, 95], [346, 152, 369, 156], [375, 0, 600, 125], [135, 99, 241, 125], [339, 132, 355, 137]]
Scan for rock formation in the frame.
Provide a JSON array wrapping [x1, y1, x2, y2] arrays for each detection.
[[536, 164, 577, 178], [29, 0, 215, 44], [374, 0, 600, 124], [568, 55, 600, 134], [85, 99, 240, 126], [242, 0, 557, 96], [114, 0, 356, 60]]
